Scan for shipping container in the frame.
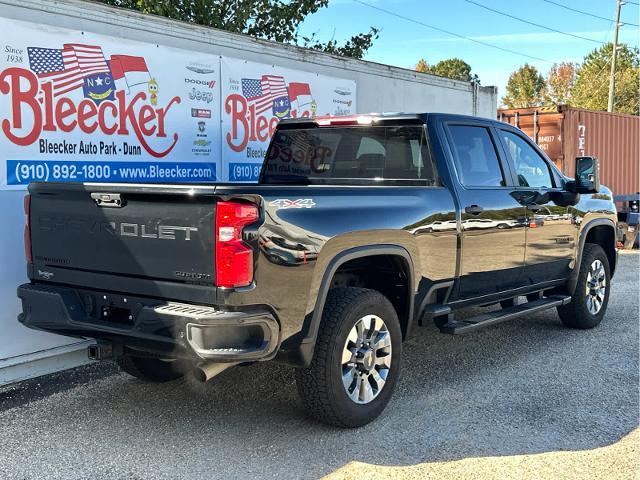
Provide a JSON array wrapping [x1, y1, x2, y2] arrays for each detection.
[[498, 105, 639, 198], [0, 0, 498, 384]]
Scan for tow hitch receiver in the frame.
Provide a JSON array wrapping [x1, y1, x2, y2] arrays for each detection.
[[88, 343, 114, 361]]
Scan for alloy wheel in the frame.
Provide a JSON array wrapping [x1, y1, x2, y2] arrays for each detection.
[[585, 259, 607, 315], [341, 314, 392, 404]]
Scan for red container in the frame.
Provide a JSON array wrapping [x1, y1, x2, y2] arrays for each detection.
[[498, 105, 640, 197]]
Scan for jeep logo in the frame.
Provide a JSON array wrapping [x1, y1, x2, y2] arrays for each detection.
[[188, 88, 214, 104]]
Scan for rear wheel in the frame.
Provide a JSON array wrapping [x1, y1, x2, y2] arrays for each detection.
[[557, 243, 610, 329], [117, 354, 187, 382], [295, 287, 402, 428]]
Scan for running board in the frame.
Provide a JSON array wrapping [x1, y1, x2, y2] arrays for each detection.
[[439, 295, 572, 335], [421, 304, 452, 323]]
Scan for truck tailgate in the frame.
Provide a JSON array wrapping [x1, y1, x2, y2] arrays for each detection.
[[29, 183, 216, 286]]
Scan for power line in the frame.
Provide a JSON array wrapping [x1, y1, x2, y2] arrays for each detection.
[[351, 0, 549, 62], [463, 0, 605, 44], [541, 0, 639, 27], [573, 26, 618, 101], [585, 57, 614, 99], [568, 10, 618, 104]]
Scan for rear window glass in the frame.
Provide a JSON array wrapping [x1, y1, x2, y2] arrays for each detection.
[[262, 126, 439, 185]]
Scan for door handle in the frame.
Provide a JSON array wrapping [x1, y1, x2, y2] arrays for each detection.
[[465, 205, 484, 215]]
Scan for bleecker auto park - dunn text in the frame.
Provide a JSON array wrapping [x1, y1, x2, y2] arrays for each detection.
[[39, 139, 141, 156]]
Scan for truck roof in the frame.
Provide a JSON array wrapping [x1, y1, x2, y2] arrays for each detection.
[[277, 112, 505, 128]]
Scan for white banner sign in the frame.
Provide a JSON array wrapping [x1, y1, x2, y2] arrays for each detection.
[[220, 57, 356, 182], [0, 19, 358, 187], [0, 18, 221, 188]]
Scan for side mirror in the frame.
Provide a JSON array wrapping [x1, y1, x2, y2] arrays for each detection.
[[573, 156, 600, 193]]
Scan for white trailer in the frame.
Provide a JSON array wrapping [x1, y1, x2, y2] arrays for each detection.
[[0, 0, 497, 384]]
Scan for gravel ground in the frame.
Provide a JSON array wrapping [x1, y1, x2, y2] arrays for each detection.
[[0, 252, 638, 480]]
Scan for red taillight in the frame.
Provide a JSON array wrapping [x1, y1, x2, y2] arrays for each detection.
[[215, 201, 259, 288], [24, 194, 33, 264]]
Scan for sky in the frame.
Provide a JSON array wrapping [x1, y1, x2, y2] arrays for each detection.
[[298, 0, 640, 101]]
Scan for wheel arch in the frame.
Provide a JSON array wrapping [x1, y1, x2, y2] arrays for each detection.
[[567, 218, 617, 294], [298, 245, 416, 365]]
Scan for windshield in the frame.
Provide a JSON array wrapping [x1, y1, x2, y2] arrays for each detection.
[[261, 125, 439, 185]]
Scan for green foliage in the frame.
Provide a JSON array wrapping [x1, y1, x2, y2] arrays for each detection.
[[414, 57, 480, 84], [98, 0, 378, 59], [570, 43, 640, 115], [301, 28, 380, 59], [431, 58, 477, 83], [502, 64, 546, 108]]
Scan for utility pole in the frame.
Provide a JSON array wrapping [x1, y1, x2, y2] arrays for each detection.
[[607, 0, 623, 112]]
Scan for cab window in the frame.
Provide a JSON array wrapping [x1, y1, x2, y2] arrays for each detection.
[[500, 130, 554, 188], [448, 125, 505, 187]]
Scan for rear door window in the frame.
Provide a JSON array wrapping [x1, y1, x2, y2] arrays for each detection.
[[262, 125, 439, 185], [448, 125, 506, 187]]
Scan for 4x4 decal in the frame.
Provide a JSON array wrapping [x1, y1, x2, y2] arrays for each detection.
[[269, 199, 316, 209]]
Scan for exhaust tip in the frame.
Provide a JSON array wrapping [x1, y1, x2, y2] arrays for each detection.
[[193, 361, 238, 382], [193, 367, 208, 383]]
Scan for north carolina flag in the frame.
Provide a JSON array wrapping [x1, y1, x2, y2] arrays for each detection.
[[108, 55, 150, 90], [287, 82, 312, 111]]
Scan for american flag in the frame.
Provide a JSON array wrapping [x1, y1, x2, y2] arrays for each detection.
[[241, 75, 288, 114], [27, 44, 110, 97]]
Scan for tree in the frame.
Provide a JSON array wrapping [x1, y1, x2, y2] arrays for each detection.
[[502, 64, 546, 108], [571, 43, 639, 115], [431, 58, 475, 83], [301, 28, 380, 59], [544, 62, 576, 106], [415, 58, 480, 84], [415, 58, 430, 73], [98, 0, 378, 59]]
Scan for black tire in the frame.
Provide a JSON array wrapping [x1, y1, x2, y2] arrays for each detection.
[[295, 287, 403, 428], [557, 243, 611, 329], [116, 354, 187, 382]]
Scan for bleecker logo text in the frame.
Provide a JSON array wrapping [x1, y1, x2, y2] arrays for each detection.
[[226, 94, 297, 153], [0, 68, 181, 158]]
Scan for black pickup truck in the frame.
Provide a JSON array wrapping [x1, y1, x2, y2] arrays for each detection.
[[18, 113, 618, 427]]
